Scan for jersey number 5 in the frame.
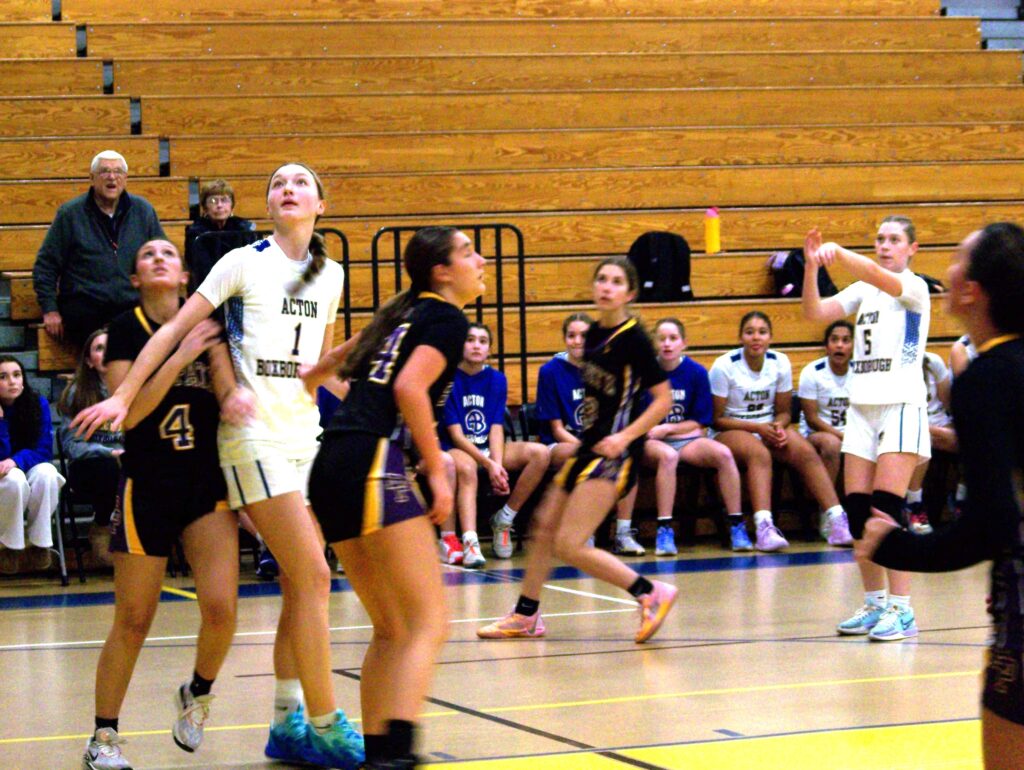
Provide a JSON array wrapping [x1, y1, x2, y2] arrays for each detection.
[[368, 323, 411, 385], [159, 404, 195, 451]]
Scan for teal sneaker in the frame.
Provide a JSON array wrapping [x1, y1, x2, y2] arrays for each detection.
[[303, 710, 365, 769], [836, 603, 886, 635], [729, 521, 753, 551], [868, 604, 918, 642], [264, 704, 308, 763], [655, 525, 678, 556]]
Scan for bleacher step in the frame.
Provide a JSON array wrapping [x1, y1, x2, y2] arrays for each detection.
[[0, 325, 25, 349]]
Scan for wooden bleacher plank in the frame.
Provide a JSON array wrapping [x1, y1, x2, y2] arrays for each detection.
[[0, 136, 160, 180], [502, 342, 956, 405], [141, 85, 1024, 136], [0, 201, 1016, 274], [4, 2, 55, 22], [36, 327, 78, 372], [0, 23, 78, 58], [0, 97, 131, 137], [85, 19, 979, 59], [0, 178, 190, 224], [2, 248, 957, 324], [205, 161, 1024, 221], [323, 200, 1024, 262], [333, 295, 959, 356], [111, 50, 1019, 96], [0, 59, 104, 96], [63, 0, 940, 21], [0, 201, 1013, 273], [169, 122, 1024, 177]]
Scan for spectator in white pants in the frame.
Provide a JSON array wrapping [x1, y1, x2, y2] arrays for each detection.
[[0, 356, 64, 574]]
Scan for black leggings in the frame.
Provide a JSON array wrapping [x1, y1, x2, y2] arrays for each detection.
[[68, 456, 120, 526]]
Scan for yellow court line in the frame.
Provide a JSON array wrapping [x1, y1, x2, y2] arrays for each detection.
[[482, 669, 980, 714], [160, 585, 198, 600]]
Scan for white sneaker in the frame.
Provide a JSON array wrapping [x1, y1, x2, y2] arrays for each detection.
[[172, 683, 213, 752], [462, 538, 486, 569], [613, 529, 646, 556], [489, 512, 514, 558], [83, 728, 132, 769]]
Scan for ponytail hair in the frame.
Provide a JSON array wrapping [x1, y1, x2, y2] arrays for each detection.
[[341, 226, 458, 379], [265, 162, 328, 294]]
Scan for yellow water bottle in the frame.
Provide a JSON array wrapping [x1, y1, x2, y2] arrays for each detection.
[[704, 207, 721, 255]]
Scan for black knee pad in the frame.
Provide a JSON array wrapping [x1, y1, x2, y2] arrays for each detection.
[[871, 490, 905, 520], [844, 492, 871, 539]]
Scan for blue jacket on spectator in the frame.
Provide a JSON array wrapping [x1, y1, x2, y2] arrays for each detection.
[[0, 394, 54, 472]]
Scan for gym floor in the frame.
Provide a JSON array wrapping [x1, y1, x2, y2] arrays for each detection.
[[0, 542, 986, 769]]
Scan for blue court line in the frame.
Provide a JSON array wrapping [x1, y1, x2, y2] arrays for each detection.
[[0, 549, 855, 612]]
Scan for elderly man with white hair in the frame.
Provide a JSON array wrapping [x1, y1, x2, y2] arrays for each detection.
[[33, 150, 165, 347]]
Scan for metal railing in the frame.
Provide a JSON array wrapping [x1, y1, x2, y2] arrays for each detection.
[[369, 224, 527, 404]]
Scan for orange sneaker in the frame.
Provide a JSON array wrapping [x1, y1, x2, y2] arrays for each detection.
[[635, 580, 678, 643], [477, 609, 546, 639]]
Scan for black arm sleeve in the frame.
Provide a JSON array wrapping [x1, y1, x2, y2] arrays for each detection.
[[874, 354, 1022, 572]]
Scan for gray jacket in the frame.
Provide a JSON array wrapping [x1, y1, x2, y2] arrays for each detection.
[[33, 190, 165, 314]]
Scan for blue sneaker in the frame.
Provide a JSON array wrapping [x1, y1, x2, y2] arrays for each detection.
[[836, 603, 886, 635], [729, 521, 753, 551], [868, 604, 918, 642], [655, 525, 678, 556], [264, 705, 308, 762], [303, 710, 365, 769]]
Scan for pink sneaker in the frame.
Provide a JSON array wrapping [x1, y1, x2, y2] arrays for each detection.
[[635, 580, 678, 643], [439, 534, 463, 565], [477, 609, 546, 639], [755, 520, 789, 552], [827, 511, 854, 547]]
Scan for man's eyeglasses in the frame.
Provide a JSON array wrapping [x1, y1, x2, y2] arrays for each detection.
[[95, 168, 126, 178], [206, 196, 232, 206]]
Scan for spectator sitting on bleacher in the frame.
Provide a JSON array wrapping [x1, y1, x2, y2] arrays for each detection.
[[56, 327, 123, 566], [797, 319, 853, 540], [0, 356, 64, 574], [33, 150, 165, 348], [903, 351, 959, 536], [635, 318, 744, 556], [709, 311, 851, 552], [534, 311, 644, 555], [439, 323, 550, 566], [185, 179, 256, 289]]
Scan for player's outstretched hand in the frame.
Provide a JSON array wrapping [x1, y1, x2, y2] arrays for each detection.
[[71, 395, 128, 439], [178, 319, 223, 364], [804, 228, 823, 267]]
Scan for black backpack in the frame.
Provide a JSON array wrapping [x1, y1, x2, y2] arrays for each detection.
[[770, 248, 838, 298], [627, 231, 694, 302]]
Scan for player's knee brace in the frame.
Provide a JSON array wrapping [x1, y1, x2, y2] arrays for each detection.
[[844, 492, 871, 540], [871, 490, 905, 520]]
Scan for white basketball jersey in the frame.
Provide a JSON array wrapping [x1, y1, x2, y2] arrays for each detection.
[[833, 269, 930, 407], [797, 356, 850, 434], [709, 348, 792, 424], [197, 236, 344, 464], [923, 351, 952, 428]]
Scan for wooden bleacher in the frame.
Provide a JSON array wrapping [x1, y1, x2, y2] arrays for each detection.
[[0, 136, 160, 180], [137, 85, 1024, 136], [60, 0, 940, 21], [83, 18, 979, 58], [104, 50, 1021, 96], [2, 0, 1002, 410]]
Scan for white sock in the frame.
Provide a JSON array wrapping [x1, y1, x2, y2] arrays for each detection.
[[657, 517, 673, 525], [273, 679, 303, 725], [906, 488, 923, 504], [463, 530, 479, 546], [753, 510, 773, 527], [616, 519, 632, 534], [889, 594, 911, 609], [310, 711, 337, 735], [956, 483, 968, 502], [440, 530, 456, 540], [865, 590, 887, 608], [495, 504, 517, 527], [824, 504, 843, 520]]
